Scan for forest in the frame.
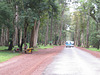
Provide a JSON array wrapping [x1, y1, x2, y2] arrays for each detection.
[[0, 0, 100, 51]]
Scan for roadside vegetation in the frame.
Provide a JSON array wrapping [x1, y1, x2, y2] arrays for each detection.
[[38, 45, 54, 49], [0, 51, 20, 63], [0, 46, 8, 50], [0, 44, 54, 63], [87, 48, 100, 52]]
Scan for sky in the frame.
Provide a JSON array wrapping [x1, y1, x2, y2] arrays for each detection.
[[66, 0, 81, 12]]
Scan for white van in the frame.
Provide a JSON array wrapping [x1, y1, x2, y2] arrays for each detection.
[[65, 41, 74, 48]]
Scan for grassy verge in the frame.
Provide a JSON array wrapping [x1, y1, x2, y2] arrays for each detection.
[[38, 45, 54, 49], [33, 45, 54, 51], [0, 51, 20, 63], [87, 48, 100, 52], [0, 44, 54, 63], [0, 46, 8, 50]]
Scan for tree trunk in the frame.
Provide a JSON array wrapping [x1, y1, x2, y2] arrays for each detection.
[[54, 21, 58, 45], [74, 24, 78, 46], [45, 21, 49, 46], [81, 31, 84, 47], [57, 6, 65, 45], [30, 27, 34, 47], [24, 17, 28, 45], [13, 5, 19, 46], [8, 40, 13, 50], [13, 26, 18, 46], [96, 22, 100, 49], [57, 23, 62, 45], [78, 29, 81, 46], [86, 10, 90, 48], [18, 27, 20, 47], [20, 28, 22, 45], [34, 20, 40, 47], [30, 20, 37, 47], [5, 28, 9, 46], [50, 16, 53, 45], [19, 38, 24, 51], [1, 27, 4, 46]]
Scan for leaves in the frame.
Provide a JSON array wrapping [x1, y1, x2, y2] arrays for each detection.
[[0, 2, 12, 27]]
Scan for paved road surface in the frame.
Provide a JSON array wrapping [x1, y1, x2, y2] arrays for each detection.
[[43, 47, 100, 75]]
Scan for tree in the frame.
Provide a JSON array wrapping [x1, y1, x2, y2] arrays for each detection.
[[0, 2, 12, 46]]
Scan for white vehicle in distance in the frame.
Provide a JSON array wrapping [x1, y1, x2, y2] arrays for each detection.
[[65, 41, 74, 48]]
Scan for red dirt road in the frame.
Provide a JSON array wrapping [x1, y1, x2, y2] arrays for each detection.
[[0, 46, 64, 75]]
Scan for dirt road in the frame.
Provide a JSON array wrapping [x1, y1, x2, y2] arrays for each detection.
[[0, 46, 64, 75]]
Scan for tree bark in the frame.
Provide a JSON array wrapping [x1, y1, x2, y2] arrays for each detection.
[[86, 10, 90, 48], [50, 16, 53, 45], [24, 17, 28, 45], [34, 20, 40, 47], [96, 22, 100, 49], [57, 6, 65, 45], [74, 24, 78, 46], [78, 28, 81, 46], [45, 20, 49, 46], [13, 26, 18, 46], [13, 5, 19, 46], [57, 23, 62, 45], [18, 27, 20, 47], [8, 40, 13, 50], [5, 28, 9, 46], [19, 38, 24, 51], [30, 20, 36, 47], [1, 27, 4, 46], [81, 31, 84, 47], [20, 28, 22, 45], [30, 27, 34, 47]]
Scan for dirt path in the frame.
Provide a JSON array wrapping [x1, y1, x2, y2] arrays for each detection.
[[0, 46, 64, 75]]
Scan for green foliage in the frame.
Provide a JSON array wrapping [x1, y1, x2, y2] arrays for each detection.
[[0, 46, 8, 50], [0, 51, 20, 63], [38, 44, 54, 49], [90, 31, 99, 48], [87, 48, 100, 51], [0, 2, 12, 26]]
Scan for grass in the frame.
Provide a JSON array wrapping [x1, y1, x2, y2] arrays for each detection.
[[33, 48, 38, 51], [0, 44, 54, 63], [0, 46, 20, 63], [0, 51, 20, 63], [38, 44, 54, 49], [87, 48, 100, 52], [0, 46, 8, 50]]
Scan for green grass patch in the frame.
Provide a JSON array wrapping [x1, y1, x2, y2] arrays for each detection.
[[33, 48, 38, 51], [0, 51, 20, 63], [0, 46, 8, 50], [0, 44, 54, 63], [38, 44, 54, 49], [87, 48, 100, 52]]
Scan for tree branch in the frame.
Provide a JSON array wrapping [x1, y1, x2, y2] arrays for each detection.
[[90, 6, 98, 23]]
